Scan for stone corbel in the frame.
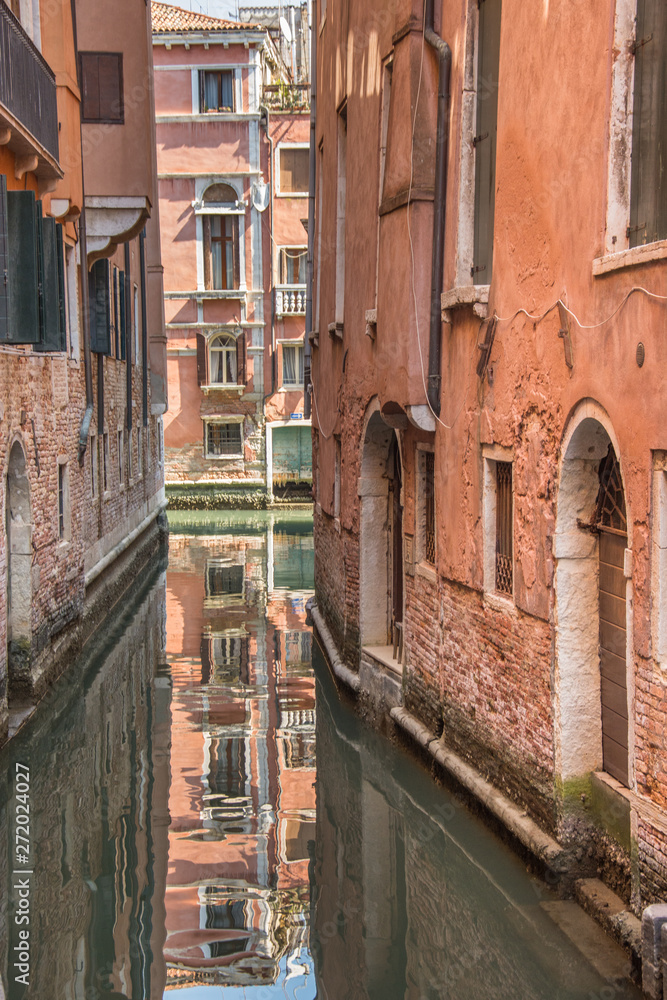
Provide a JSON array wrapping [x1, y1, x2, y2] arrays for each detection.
[[48, 198, 71, 219], [0, 129, 11, 146], [407, 405, 436, 433], [85, 196, 151, 263]]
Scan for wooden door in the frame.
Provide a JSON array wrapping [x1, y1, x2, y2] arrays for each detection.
[[599, 528, 628, 785]]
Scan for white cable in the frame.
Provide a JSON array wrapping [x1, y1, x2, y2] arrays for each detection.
[[494, 286, 667, 330]]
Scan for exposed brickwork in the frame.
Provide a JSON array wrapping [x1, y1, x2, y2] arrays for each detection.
[[314, 505, 360, 670], [638, 818, 667, 906]]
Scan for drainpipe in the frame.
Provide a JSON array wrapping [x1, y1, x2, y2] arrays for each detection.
[[303, 0, 315, 420], [71, 0, 94, 463], [424, 0, 451, 418], [260, 104, 276, 497]]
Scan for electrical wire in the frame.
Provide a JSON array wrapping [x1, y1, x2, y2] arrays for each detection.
[[493, 285, 667, 330]]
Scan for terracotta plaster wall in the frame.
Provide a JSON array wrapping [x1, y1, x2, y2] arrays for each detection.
[[312, 0, 667, 901]]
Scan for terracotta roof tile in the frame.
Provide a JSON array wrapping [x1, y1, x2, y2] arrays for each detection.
[[151, 1, 259, 33]]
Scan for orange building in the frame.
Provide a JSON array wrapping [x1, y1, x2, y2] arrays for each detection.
[[0, 0, 167, 745], [310, 0, 667, 974], [152, 3, 312, 506]]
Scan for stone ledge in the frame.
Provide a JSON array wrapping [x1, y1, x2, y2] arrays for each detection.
[[441, 284, 490, 321], [575, 878, 641, 963], [593, 239, 667, 276]]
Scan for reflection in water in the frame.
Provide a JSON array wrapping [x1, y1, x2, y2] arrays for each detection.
[[0, 512, 645, 1000], [0, 561, 170, 1000], [164, 511, 316, 995]]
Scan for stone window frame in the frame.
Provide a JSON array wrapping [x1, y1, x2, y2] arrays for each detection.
[[203, 415, 244, 460], [278, 337, 305, 390], [651, 454, 667, 674], [209, 332, 240, 386], [482, 443, 515, 612], [594, 0, 667, 275], [192, 66, 243, 116], [194, 178, 247, 294], [57, 456, 71, 545], [415, 443, 437, 582]]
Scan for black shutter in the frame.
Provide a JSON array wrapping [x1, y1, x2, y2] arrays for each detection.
[[472, 0, 502, 285], [196, 332, 208, 386], [236, 330, 246, 386], [0, 176, 8, 342], [56, 225, 66, 351], [36, 217, 61, 351], [6, 191, 40, 344], [112, 267, 119, 358], [629, 0, 667, 247], [119, 270, 126, 360], [89, 258, 111, 354]]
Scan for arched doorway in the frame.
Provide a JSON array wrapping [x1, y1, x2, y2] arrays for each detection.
[[554, 405, 630, 788], [358, 406, 403, 650], [6, 440, 32, 702]]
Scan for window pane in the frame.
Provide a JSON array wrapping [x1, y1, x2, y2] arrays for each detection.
[[283, 346, 296, 385], [207, 422, 242, 455], [221, 71, 234, 111], [204, 71, 219, 111]]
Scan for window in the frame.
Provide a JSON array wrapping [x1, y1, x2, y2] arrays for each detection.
[[207, 563, 244, 596], [201, 184, 241, 291], [103, 433, 109, 492], [118, 429, 124, 485], [157, 417, 163, 465], [89, 259, 111, 355], [134, 284, 139, 364], [416, 447, 436, 566], [127, 429, 133, 481], [628, 1, 666, 246], [472, 0, 501, 284], [209, 334, 238, 384], [334, 436, 341, 519], [58, 463, 66, 539], [200, 69, 235, 113], [80, 53, 124, 124], [335, 105, 347, 324], [91, 435, 97, 498], [205, 420, 242, 458], [279, 247, 307, 284], [282, 343, 304, 387], [278, 146, 309, 194], [137, 428, 143, 478], [495, 462, 513, 595], [483, 447, 513, 600]]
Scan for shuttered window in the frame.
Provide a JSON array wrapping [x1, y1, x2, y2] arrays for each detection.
[[628, 0, 667, 247], [6, 190, 40, 344], [472, 0, 502, 285], [80, 52, 124, 124], [0, 175, 8, 342], [36, 218, 67, 352], [279, 147, 309, 194], [89, 258, 111, 354]]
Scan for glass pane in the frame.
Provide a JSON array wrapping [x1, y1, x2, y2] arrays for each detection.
[[283, 346, 296, 385], [220, 71, 234, 111], [297, 346, 304, 383], [204, 72, 218, 112], [226, 346, 237, 383], [211, 242, 223, 289]]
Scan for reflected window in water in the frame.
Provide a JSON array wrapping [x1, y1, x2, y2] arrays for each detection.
[[206, 560, 244, 597]]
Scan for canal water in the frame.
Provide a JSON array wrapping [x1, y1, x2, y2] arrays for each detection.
[[0, 511, 642, 1000]]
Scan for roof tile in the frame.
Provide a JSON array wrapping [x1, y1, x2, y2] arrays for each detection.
[[151, 1, 258, 33]]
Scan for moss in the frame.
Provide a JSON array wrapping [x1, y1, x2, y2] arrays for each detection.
[[557, 773, 631, 853]]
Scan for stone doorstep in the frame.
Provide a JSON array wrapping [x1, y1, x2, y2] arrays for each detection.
[[575, 879, 642, 967]]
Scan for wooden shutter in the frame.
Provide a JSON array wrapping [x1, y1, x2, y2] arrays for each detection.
[[472, 0, 502, 285], [0, 176, 8, 342], [36, 217, 62, 351], [198, 70, 206, 113], [202, 216, 211, 290], [233, 216, 240, 288], [196, 332, 208, 386], [629, 0, 667, 246], [80, 53, 123, 123], [89, 259, 111, 354], [35, 200, 45, 345], [112, 267, 119, 357], [236, 331, 246, 386], [7, 191, 40, 344], [119, 270, 126, 360], [56, 225, 66, 351]]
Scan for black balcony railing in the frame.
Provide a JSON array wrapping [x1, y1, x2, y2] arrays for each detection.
[[0, 4, 58, 162]]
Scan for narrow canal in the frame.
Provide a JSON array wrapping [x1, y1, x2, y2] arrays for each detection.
[[0, 511, 643, 999]]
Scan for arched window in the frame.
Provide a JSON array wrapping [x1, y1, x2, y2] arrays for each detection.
[[210, 334, 238, 384], [202, 184, 240, 291]]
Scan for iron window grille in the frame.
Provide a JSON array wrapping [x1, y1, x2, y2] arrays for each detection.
[[424, 451, 436, 565], [206, 421, 242, 457], [495, 461, 513, 595]]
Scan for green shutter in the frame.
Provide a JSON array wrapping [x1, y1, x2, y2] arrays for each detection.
[[629, 0, 667, 247], [89, 258, 111, 354], [472, 0, 502, 285], [0, 176, 8, 342], [36, 216, 62, 351], [56, 224, 67, 351], [119, 270, 126, 361], [6, 191, 40, 344]]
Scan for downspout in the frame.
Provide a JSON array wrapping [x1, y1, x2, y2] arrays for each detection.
[[71, 0, 94, 462], [303, 0, 316, 420], [424, 0, 451, 418]]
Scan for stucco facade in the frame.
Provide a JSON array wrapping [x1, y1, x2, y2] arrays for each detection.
[[310, 0, 667, 961], [0, 0, 167, 746], [153, 3, 312, 505]]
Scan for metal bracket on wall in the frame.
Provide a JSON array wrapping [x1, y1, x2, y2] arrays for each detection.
[[557, 302, 574, 370], [476, 316, 497, 379]]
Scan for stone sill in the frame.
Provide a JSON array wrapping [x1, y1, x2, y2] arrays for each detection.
[[441, 284, 490, 321], [203, 454, 244, 461], [362, 645, 403, 678], [593, 239, 667, 276], [415, 561, 437, 585], [201, 384, 244, 395], [483, 591, 518, 617]]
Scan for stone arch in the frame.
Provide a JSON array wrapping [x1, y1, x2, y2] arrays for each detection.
[[6, 439, 32, 701], [553, 400, 631, 786], [202, 182, 239, 205], [358, 400, 403, 647]]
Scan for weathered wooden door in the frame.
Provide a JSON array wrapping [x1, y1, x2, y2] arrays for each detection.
[[596, 445, 629, 786]]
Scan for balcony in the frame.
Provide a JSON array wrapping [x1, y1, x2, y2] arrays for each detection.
[[0, 6, 59, 175], [275, 284, 306, 317]]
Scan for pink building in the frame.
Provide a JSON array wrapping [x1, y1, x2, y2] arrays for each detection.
[[152, 3, 312, 505]]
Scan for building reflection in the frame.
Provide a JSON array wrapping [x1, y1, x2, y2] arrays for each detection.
[[164, 512, 315, 991], [0, 565, 170, 1000]]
